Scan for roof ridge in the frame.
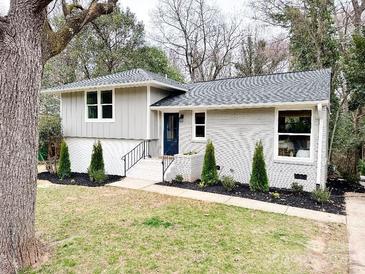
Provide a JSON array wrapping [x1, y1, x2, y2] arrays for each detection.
[[189, 68, 332, 85]]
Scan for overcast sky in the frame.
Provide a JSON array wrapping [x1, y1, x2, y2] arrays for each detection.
[[0, 0, 283, 38]]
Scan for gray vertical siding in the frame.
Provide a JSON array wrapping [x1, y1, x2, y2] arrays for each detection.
[[149, 87, 171, 139], [178, 107, 326, 191], [61, 86, 147, 139]]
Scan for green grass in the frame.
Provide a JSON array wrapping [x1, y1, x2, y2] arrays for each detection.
[[25, 184, 348, 273]]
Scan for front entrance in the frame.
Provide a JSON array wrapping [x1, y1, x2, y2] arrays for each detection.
[[164, 113, 179, 155]]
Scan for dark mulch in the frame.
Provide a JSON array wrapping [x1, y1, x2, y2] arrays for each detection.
[[37, 172, 123, 187], [158, 179, 365, 215]]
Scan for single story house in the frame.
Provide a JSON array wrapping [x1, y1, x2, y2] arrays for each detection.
[[42, 68, 331, 191]]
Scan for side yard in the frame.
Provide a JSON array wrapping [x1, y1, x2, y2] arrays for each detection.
[[24, 183, 348, 273]]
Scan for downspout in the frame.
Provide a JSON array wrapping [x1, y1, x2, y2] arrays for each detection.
[[146, 85, 151, 140], [316, 103, 324, 188]]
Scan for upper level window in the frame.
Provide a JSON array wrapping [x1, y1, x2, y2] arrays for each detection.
[[193, 111, 206, 139], [277, 110, 312, 159], [85, 90, 114, 122]]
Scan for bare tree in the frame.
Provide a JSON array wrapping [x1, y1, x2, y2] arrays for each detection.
[[0, 0, 117, 272], [152, 0, 241, 82], [235, 32, 288, 76]]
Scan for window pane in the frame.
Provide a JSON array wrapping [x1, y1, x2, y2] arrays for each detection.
[[101, 90, 112, 104], [278, 110, 311, 133], [87, 92, 97, 105], [195, 113, 205, 125], [167, 116, 176, 140], [102, 105, 113, 119], [278, 135, 310, 158], [88, 106, 98, 119], [195, 126, 205, 138]]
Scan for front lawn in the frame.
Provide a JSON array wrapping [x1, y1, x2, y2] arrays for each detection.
[[25, 183, 348, 273]]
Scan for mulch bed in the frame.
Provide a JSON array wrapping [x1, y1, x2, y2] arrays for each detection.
[[37, 172, 122, 187], [157, 179, 365, 215]]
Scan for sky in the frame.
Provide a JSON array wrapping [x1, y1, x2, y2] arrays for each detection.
[[0, 0, 256, 27], [0, 0, 283, 38]]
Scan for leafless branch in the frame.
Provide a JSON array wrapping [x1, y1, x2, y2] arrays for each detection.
[[42, 0, 117, 63]]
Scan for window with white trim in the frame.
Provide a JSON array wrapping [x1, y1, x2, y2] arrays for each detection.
[[277, 110, 311, 159], [86, 90, 114, 121], [193, 111, 206, 139]]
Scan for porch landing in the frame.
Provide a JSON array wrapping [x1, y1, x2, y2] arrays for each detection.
[[124, 158, 162, 182]]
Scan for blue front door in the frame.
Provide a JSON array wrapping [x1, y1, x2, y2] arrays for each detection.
[[164, 113, 179, 155]]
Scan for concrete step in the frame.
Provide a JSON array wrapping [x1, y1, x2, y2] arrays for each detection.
[[126, 158, 162, 182]]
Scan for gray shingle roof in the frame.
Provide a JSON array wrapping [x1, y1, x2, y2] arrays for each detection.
[[152, 69, 331, 107], [42, 69, 187, 93]]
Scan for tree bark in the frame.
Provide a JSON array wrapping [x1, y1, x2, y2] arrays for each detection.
[[0, 1, 117, 273], [0, 5, 46, 274]]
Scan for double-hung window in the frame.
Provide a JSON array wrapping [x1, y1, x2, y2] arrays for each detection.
[[276, 110, 312, 160], [193, 111, 206, 140], [86, 90, 114, 121]]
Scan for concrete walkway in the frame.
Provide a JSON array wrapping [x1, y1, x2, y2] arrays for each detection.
[[109, 178, 346, 224], [346, 193, 365, 274]]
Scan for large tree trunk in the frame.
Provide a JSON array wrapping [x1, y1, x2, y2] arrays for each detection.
[[0, 7, 46, 273]]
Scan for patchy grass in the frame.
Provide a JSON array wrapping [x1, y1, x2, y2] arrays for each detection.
[[25, 184, 348, 273]]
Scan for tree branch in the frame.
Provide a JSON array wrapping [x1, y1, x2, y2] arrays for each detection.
[[42, 0, 117, 63]]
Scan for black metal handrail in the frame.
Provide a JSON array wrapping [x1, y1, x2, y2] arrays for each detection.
[[162, 150, 175, 182], [121, 140, 150, 177]]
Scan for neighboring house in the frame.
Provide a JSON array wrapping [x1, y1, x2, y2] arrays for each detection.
[[42, 68, 331, 191]]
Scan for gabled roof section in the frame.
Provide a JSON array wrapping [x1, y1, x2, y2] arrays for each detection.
[[152, 69, 332, 108], [41, 69, 187, 93]]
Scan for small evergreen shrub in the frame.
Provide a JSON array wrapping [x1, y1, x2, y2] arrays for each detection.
[[249, 140, 269, 192], [198, 180, 207, 189], [88, 141, 106, 182], [89, 169, 107, 183], [58, 140, 71, 179], [291, 182, 304, 194], [271, 192, 280, 199], [312, 187, 331, 204], [221, 176, 236, 191], [174, 174, 184, 183], [201, 140, 218, 186]]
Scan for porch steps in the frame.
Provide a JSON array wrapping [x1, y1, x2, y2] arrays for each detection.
[[125, 158, 162, 182]]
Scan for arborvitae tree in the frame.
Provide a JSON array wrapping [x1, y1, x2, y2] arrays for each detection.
[[58, 140, 71, 179], [88, 141, 106, 182], [249, 140, 269, 192], [201, 140, 218, 185]]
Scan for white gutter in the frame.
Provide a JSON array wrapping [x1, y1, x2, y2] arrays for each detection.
[[146, 85, 151, 140], [41, 80, 188, 94], [150, 100, 330, 111], [316, 103, 324, 187]]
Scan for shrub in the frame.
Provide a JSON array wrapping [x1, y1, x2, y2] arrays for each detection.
[[88, 141, 106, 182], [271, 192, 280, 199], [58, 140, 71, 179], [221, 176, 236, 191], [358, 160, 365, 176], [89, 169, 107, 183], [341, 171, 360, 184], [312, 187, 331, 203], [198, 180, 207, 189], [174, 174, 184, 183], [201, 140, 218, 186], [249, 140, 269, 192], [291, 182, 304, 194], [38, 114, 62, 160]]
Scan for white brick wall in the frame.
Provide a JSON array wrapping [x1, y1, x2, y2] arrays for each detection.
[[65, 137, 140, 176], [166, 153, 204, 182], [178, 107, 328, 191]]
